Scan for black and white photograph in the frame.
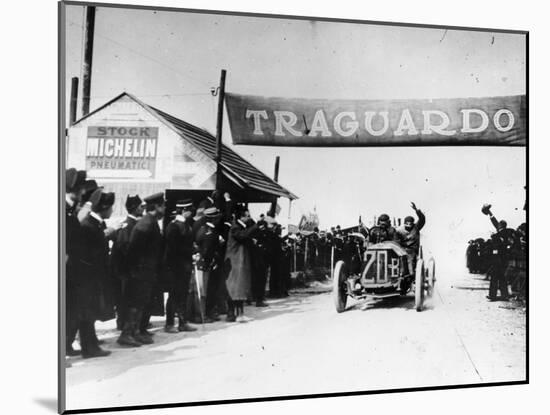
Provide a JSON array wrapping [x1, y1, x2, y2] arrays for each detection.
[[59, 1, 527, 413]]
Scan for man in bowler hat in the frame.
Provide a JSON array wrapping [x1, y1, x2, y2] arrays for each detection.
[[127, 192, 165, 344], [114, 195, 144, 346], [65, 168, 86, 357], [77, 188, 115, 358]]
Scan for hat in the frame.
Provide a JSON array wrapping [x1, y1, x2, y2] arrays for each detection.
[[82, 180, 99, 202], [75, 170, 87, 189], [144, 192, 165, 206], [175, 199, 194, 210], [66, 168, 78, 192], [90, 189, 115, 211], [404, 216, 415, 224], [378, 214, 390, 223], [125, 194, 142, 212], [481, 204, 492, 215], [89, 186, 104, 207], [204, 207, 220, 218]]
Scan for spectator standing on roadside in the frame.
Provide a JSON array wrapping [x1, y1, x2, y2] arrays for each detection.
[[127, 192, 165, 344], [481, 204, 515, 301], [112, 195, 144, 345], [225, 205, 258, 322]]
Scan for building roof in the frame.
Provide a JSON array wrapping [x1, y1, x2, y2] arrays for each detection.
[[71, 92, 297, 200]]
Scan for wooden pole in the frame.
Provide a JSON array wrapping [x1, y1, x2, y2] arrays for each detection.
[[269, 156, 280, 216], [81, 6, 96, 117], [273, 155, 280, 182], [215, 69, 227, 191], [69, 77, 79, 125], [288, 199, 292, 222]]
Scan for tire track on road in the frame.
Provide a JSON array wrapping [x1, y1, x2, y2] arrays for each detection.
[[436, 287, 483, 382]]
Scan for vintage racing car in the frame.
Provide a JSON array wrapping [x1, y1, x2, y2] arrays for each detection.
[[332, 230, 435, 312]]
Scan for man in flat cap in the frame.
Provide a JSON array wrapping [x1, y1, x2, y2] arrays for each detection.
[[77, 189, 116, 358], [197, 191, 234, 225], [163, 199, 197, 333], [395, 202, 426, 276], [368, 214, 397, 244], [127, 192, 166, 344], [113, 195, 144, 346]]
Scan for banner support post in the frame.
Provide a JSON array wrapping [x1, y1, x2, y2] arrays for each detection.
[[215, 69, 227, 191], [269, 156, 280, 217]]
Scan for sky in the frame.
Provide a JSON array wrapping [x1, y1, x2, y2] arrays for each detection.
[[64, 5, 526, 273]]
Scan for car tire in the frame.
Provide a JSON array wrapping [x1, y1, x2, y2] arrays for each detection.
[[333, 260, 348, 313], [415, 258, 425, 312], [426, 257, 436, 298]]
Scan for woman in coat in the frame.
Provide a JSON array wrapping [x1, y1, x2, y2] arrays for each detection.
[[224, 206, 258, 322]]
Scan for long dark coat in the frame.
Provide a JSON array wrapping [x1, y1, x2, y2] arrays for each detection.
[[164, 216, 194, 285], [127, 213, 165, 316], [78, 213, 115, 321], [225, 220, 257, 301], [111, 216, 139, 280], [66, 203, 82, 321], [195, 222, 222, 271], [127, 213, 164, 282], [66, 203, 81, 281]]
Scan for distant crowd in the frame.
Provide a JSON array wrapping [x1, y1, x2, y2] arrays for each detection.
[[287, 202, 426, 277], [466, 203, 527, 301]]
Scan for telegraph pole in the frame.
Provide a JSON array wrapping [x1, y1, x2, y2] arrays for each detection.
[[69, 77, 79, 125], [82, 6, 96, 117], [215, 69, 227, 191], [269, 156, 280, 216]]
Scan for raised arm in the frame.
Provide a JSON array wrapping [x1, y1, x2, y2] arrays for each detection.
[[416, 209, 426, 231], [481, 203, 499, 230]]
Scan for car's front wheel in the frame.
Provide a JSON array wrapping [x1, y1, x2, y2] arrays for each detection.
[[333, 260, 348, 313], [415, 259, 425, 312], [426, 257, 436, 298]]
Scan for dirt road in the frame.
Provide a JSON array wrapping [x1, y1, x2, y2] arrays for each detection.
[[65, 271, 526, 411]]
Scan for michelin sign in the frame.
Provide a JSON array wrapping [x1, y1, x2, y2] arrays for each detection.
[[86, 126, 158, 178]]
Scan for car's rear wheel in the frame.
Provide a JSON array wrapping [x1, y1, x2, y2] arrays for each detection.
[[333, 260, 348, 313], [415, 259, 425, 312], [426, 258, 436, 298]]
